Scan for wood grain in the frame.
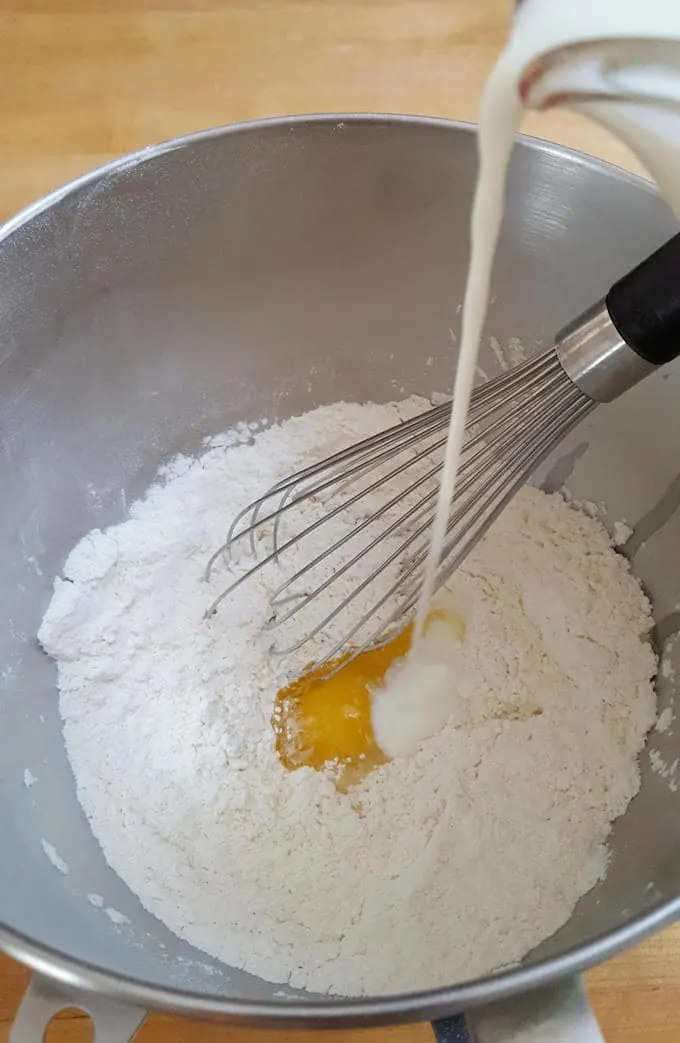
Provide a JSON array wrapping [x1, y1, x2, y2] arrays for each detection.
[[0, 1, 677, 1041], [0, 0, 644, 223]]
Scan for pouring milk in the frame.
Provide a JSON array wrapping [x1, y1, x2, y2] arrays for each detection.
[[370, 0, 680, 755], [414, 0, 680, 641]]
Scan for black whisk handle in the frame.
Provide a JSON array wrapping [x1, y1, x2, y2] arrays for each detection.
[[606, 231, 680, 366]]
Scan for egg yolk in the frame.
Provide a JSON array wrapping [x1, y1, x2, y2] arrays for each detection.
[[272, 626, 412, 791], [273, 605, 467, 791]]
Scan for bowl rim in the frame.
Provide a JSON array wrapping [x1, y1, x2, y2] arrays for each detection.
[[1, 111, 678, 1027]]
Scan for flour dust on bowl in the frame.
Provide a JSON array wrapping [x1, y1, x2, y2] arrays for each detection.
[[1, 116, 680, 1042]]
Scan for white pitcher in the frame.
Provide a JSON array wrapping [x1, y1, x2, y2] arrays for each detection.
[[509, 0, 680, 215]]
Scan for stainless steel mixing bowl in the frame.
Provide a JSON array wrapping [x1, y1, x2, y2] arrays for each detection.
[[1, 115, 680, 1042]]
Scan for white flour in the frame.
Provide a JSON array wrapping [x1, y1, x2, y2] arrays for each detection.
[[39, 400, 657, 996]]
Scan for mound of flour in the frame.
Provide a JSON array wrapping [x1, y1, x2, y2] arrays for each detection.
[[39, 400, 657, 996]]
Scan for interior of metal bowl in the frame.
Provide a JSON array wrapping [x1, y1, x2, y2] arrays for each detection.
[[1, 115, 680, 1024]]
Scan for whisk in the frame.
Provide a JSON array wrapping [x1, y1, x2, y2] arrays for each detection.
[[206, 233, 680, 663]]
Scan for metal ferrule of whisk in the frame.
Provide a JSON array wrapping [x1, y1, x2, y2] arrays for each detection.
[[206, 233, 680, 664], [554, 300, 655, 403]]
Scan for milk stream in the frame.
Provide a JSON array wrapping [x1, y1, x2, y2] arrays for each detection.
[[413, 71, 521, 641], [414, 0, 680, 647]]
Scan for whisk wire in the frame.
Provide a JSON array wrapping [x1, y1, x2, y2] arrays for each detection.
[[207, 347, 596, 658]]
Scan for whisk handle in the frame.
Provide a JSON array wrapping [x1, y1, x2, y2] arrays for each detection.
[[606, 231, 680, 366]]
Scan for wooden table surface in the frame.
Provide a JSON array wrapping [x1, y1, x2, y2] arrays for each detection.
[[0, 1, 678, 1041]]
